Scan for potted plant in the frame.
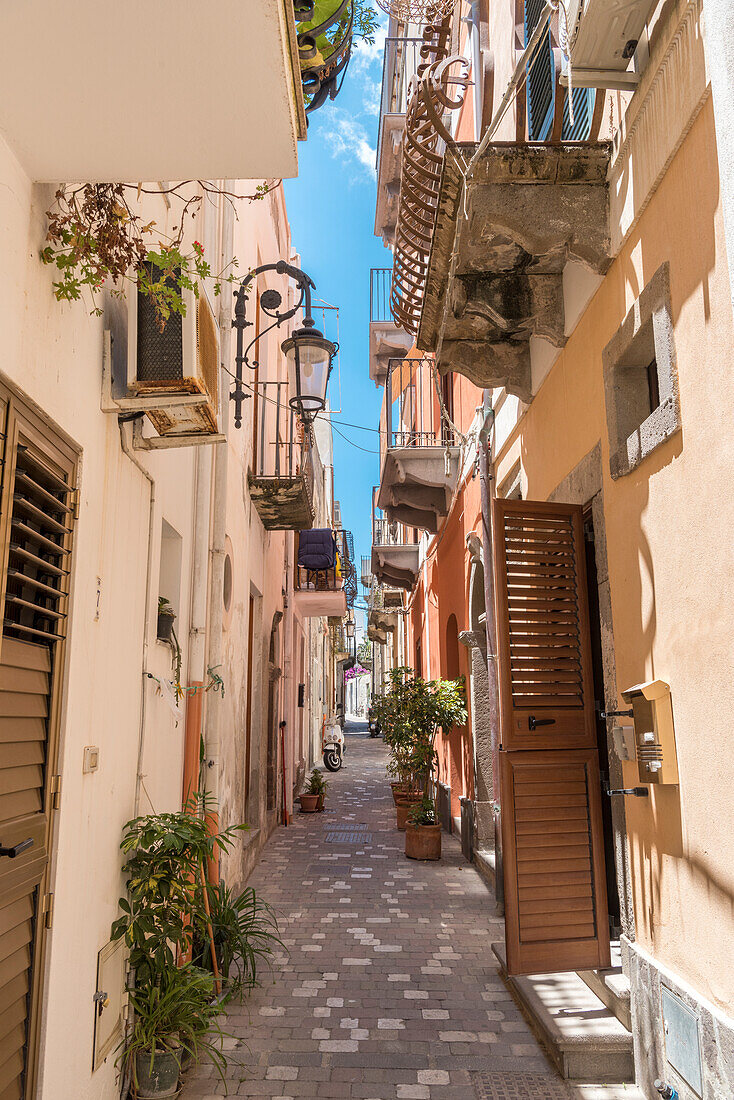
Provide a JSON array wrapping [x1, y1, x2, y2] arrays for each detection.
[[194, 883, 284, 996], [125, 964, 229, 1098], [405, 796, 441, 861], [157, 596, 176, 642], [310, 767, 328, 811], [111, 795, 247, 1090], [375, 668, 466, 835], [299, 768, 324, 812]]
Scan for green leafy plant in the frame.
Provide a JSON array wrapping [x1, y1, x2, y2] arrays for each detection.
[[110, 794, 246, 988], [197, 884, 285, 996], [306, 768, 328, 796], [158, 596, 175, 617], [408, 796, 438, 828], [124, 963, 233, 1090], [375, 667, 467, 797], [41, 180, 272, 327]]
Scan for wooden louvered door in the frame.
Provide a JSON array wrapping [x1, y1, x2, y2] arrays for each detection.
[[0, 397, 76, 1100], [493, 498, 610, 975]]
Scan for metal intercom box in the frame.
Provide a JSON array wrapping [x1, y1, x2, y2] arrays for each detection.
[[621, 679, 679, 785]]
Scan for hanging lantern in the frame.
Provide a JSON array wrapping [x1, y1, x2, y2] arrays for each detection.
[[282, 325, 336, 423]]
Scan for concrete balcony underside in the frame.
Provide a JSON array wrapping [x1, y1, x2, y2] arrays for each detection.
[[293, 589, 347, 618], [371, 544, 420, 592], [248, 474, 313, 531], [369, 608, 398, 639], [369, 321, 413, 387], [378, 446, 460, 534], [0, 0, 304, 181], [375, 115, 406, 246], [418, 143, 612, 401]]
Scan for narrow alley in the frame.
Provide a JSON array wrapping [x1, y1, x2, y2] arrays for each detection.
[[180, 724, 643, 1100]]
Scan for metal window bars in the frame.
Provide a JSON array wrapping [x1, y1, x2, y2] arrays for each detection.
[[370, 268, 394, 325], [379, 36, 425, 120], [385, 357, 457, 449]]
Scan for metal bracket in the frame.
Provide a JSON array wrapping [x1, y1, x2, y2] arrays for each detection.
[[600, 707, 634, 720], [131, 419, 226, 452]]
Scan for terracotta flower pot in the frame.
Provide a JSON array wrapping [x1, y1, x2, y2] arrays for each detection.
[[300, 793, 319, 812], [395, 794, 421, 831], [405, 823, 441, 860], [390, 783, 405, 806]]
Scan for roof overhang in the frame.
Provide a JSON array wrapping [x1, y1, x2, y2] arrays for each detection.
[[418, 143, 611, 399], [0, 0, 306, 181]]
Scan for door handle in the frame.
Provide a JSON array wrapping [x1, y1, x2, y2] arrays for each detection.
[[528, 715, 556, 731], [0, 837, 34, 859]]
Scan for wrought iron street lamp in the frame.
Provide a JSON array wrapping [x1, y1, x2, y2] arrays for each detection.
[[231, 260, 337, 429], [346, 618, 356, 639]]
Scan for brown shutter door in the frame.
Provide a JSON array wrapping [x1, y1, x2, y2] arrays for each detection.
[[0, 402, 76, 1099], [493, 498, 610, 975]]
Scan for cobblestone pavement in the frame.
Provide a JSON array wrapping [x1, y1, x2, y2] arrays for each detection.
[[180, 722, 636, 1099]]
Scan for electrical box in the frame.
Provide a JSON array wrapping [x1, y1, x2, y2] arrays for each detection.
[[621, 679, 678, 785], [93, 938, 127, 1069]]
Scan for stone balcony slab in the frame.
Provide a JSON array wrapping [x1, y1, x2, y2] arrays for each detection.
[[377, 446, 460, 534]]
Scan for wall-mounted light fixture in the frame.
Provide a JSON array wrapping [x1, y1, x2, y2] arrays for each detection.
[[231, 260, 337, 429]]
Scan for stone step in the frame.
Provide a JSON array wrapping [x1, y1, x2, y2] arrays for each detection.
[[492, 942, 635, 1084], [577, 962, 632, 1032]]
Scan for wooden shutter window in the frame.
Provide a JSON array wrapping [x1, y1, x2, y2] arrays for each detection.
[[4, 444, 73, 646], [494, 499, 596, 752]]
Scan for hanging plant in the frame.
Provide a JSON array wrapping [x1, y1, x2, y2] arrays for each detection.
[[40, 179, 275, 328]]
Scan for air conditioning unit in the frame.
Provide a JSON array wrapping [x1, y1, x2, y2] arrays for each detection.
[[127, 279, 220, 439], [564, 0, 657, 87]]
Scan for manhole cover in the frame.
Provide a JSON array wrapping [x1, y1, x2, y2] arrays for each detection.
[[325, 831, 373, 844], [471, 1073, 571, 1099]]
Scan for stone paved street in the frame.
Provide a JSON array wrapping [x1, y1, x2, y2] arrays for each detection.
[[180, 722, 639, 1099]]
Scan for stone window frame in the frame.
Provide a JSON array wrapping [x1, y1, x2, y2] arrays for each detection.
[[602, 262, 681, 479]]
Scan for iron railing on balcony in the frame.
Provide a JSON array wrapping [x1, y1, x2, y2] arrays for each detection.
[[385, 357, 457, 449], [370, 268, 393, 324], [379, 37, 424, 122], [361, 555, 372, 588], [251, 381, 310, 481], [373, 514, 416, 548], [295, 527, 357, 608]]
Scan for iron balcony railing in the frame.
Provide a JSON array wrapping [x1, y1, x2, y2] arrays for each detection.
[[379, 37, 424, 120], [251, 381, 312, 482], [385, 357, 457, 449], [372, 514, 416, 548], [370, 268, 393, 324], [295, 526, 357, 608], [361, 555, 372, 588]]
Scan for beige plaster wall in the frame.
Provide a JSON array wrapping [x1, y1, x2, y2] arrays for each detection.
[[493, 97, 734, 1015]]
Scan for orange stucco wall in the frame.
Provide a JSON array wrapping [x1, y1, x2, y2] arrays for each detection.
[[493, 96, 734, 1014]]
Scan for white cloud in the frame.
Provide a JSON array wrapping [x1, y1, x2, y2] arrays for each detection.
[[362, 77, 381, 116], [318, 109, 376, 180], [351, 22, 388, 75]]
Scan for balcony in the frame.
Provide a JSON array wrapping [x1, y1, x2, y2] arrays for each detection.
[[369, 269, 413, 387], [248, 383, 314, 531], [371, 514, 420, 592], [417, 143, 611, 400], [293, 528, 352, 618], [0, 0, 305, 182], [367, 583, 400, 647], [375, 37, 424, 246], [377, 358, 460, 534]]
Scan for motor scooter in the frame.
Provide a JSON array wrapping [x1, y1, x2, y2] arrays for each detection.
[[367, 707, 380, 738], [322, 717, 345, 771]]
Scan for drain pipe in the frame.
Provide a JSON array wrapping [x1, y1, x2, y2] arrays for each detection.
[[183, 445, 212, 805], [118, 415, 156, 819], [478, 388, 503, 912]]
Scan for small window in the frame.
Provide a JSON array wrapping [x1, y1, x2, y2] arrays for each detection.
[[602, 263, 681, 479]]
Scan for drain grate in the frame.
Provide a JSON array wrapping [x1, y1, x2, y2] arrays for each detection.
[[471, 1072, 572, 1099], [325, 830, 372, 844]]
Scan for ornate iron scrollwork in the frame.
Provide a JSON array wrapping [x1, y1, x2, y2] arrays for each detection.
[[295, 0, 354, 117]]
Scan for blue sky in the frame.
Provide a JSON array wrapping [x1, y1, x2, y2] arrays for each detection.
[[284, 17, 390, 620]]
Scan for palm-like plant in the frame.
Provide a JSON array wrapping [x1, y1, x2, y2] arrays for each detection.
[[202, 884, 285, 995]]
